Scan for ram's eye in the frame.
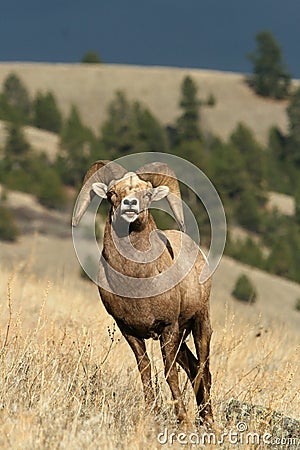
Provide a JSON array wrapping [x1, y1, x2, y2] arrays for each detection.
[[144, 192, 152, 199]]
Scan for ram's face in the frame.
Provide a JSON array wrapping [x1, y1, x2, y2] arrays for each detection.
[[92, 172, 169, 226]]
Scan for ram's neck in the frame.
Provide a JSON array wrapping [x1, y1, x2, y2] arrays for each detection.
[[101, 213, 173, 279], [103, 213, 157, 253]]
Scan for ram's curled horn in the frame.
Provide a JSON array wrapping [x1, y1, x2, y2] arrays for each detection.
[[136, 162, 186, 232], [72, 160, 127, 227]]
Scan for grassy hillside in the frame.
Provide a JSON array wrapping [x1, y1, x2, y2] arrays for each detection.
[[0, 234, 299, 448], [0, 62, 294, 143]]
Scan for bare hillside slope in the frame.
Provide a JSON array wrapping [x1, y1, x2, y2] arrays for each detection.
[[0, 62, 294, 143]]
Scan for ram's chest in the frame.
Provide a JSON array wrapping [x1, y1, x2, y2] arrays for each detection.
[[103, 245, 169, 278], [98, 287, 179, 339]]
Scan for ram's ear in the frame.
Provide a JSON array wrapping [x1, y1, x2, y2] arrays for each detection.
[[151, 186, 169, 201], [92, 182, 108, 198]]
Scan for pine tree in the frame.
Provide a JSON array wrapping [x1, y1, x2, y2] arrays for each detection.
[[248, 30, 291, 99], [268, 126, 286, 161], [266, 239, 293, 278], [57, 105, 95, 186], [101, 91, 168, 158], [209, 140, 248, 203], [133, 102, 168, 153], [0, 73, 31, 123], [32, 91, 62, 133], [36, 167, 66, 209], [230, 123, 266, 205], [3, 122, 31, 165], [294, 183, 300, 225], [286, 87, 300, 165], [235, 190, 262, 232], [101, 91, 135, 157], [81, 51, 102, 63], [177, 76, 201, 141], [0, 122, 33, 190]]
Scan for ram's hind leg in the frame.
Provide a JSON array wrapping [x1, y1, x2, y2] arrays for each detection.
[[176, 341, 198, 382], [124, 334, 156, 410], [192, 311, 213, 425]]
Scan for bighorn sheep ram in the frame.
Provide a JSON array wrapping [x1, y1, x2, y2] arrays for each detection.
[[72, 160, 213, 425]]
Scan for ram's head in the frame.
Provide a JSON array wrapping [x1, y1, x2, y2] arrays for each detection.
[[72, 160, 185, 232]]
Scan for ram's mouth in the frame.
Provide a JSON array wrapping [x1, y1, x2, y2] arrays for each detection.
[[121, 209, 139, 222], [124, 211, 136, 217]]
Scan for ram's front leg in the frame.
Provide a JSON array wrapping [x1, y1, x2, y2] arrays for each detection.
[[124, 334, 156, 410], [160, 325, 187, 423]]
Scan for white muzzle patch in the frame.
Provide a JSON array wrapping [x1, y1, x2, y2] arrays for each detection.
[[120, 196, 140, 223]]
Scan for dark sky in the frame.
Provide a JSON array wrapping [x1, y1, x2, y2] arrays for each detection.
[[1, 0, 300, 77]]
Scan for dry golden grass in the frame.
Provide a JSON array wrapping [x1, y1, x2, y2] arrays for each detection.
[[0, 234, 299, 449]]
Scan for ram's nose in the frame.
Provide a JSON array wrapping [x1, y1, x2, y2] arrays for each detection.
[[123, 198, 138, 207]]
